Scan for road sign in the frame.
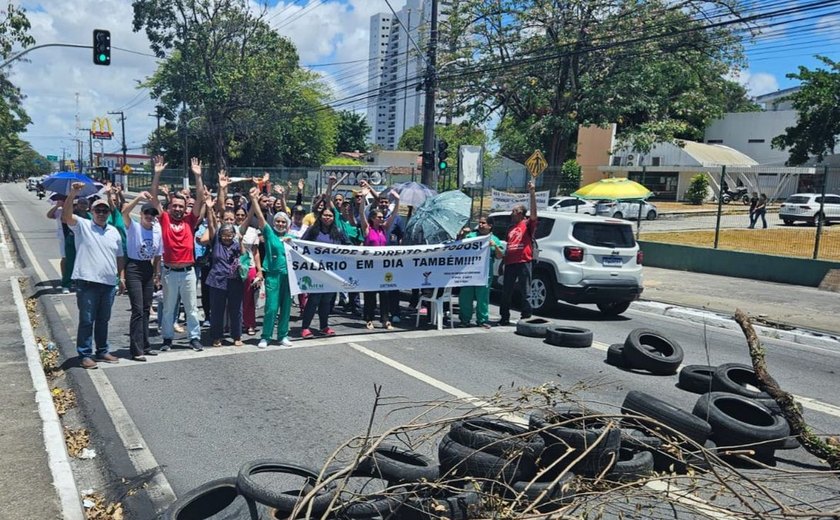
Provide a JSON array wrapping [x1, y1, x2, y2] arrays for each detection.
[[525, 149, 548, 178], [121, 164, 132, 174], [46, 155, 58, 161]]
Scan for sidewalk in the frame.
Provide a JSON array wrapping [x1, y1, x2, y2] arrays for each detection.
[[641, 266, 840, 337]]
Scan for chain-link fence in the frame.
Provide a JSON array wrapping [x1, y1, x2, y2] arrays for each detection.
[[637, 166, 840, 261]]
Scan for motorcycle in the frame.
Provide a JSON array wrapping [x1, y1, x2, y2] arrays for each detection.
[[722, 186, 749, 205], [37, 186, 45, 200]]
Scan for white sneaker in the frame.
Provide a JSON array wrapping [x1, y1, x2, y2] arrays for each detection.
[[280, 337, 293, 347], [258, 339, 268, 349], [60, 287, 70, 294]]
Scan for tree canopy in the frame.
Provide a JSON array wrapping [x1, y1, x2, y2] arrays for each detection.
[[771, 56, 840, 166], [133, 0, 337, 169], [438, 0, 752, 188], [336, 111, 371, 153]]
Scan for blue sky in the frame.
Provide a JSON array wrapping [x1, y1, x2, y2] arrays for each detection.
[[7, 0, 839, 159]]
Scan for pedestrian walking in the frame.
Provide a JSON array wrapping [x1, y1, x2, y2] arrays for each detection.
[[149, 155, 207, 352], [121, 191, 162, 361], [498, 180, 538, 326], [751, 193, 768, 229], [748, 191, 759, 228], [63, 182, 125, 369], [459, 217, 505, 329]]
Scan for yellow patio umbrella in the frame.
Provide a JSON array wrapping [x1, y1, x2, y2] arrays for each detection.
[[572, 177, 651, 200]]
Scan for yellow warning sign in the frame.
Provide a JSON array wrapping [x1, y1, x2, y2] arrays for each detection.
[[121, 164, 132, 174], [525, 149, 547, 178]]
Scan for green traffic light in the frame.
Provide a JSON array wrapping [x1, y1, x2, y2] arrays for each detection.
[[439, 161, 448, 170], [98, 54, 107, 62]]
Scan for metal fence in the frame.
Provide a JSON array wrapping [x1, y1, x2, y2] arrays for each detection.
[[122, 167, 315, 194]]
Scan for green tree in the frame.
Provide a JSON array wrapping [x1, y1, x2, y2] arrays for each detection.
[[398, 123, 487, 151], [439, 0, 748, 190], [324, 156, 364, 166], [336, 111, 370, 153], [557, 160, 582, 196], [133, 0, 336, 169], [771, 56, 840, 165], [0, 3, 36, 181], [685, 173, 710, 204]]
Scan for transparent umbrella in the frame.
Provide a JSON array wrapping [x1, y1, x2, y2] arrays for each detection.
[[393, 181, 437, 207], [405, 190, 472, 245]]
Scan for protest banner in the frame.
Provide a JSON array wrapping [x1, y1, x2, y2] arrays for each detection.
[[286, 235, 490, 295], [490, 189, 549, 210]]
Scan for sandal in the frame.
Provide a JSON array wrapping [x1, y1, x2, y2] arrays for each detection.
[[212, 340, 222, 348], [384, 322, 394, 330], [366, 321, 374, 330], [233, 339, 244, 347]]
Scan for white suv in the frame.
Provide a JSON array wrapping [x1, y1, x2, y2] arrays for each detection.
[[779, 193, 840, 226], [487, 211, 644, 316]]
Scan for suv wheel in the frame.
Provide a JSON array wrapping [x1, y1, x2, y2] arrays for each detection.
[[645, 210, 656, 221], [528, 272, 555, 314], [597, 301, 631, 316], [782, 219, 793, 226], [613, 212, 624, 219]]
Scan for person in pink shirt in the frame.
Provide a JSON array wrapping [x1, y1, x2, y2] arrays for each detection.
[[358, 191, 401, 330]]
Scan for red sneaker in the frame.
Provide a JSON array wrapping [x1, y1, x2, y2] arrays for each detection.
[[321, 327, 336, 337], [301, 328, 314, 339]]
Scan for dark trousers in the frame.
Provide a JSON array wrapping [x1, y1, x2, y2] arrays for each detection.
[[75, 280, 116, 358], [385, 290, 400, 318], [200, 264, 212, 322], [125, 259, 154, 357], [363, 291, 391, 324], [500, 262, 532, 322], [209, 279, 244, 341], [302, 293, 333, 331]]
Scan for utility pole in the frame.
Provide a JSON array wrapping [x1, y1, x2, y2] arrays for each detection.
[[149, 106, 163, 153], [80, 128, 92, 171], [420, 0, 439, 187], [108, 110, 127, 170]]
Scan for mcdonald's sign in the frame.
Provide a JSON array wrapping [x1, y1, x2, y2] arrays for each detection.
[[91, 117, 113, 140]]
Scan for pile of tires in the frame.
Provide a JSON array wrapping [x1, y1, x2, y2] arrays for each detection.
[[515, 318, 594, 349], [606, 329, 683, 375]]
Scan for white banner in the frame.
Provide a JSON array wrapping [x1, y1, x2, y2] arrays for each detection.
[[286, 235, 490, 295], [490, 189, 550, 210], [459, 145, 483, 188]]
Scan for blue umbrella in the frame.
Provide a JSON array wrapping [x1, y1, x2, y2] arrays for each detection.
[[405, 190, 472, 245], [42, 171, 99, 197], [393, 181, 437, 207]]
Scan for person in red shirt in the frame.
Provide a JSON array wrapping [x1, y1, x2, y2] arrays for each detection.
[[498, 180, 537, 326], [149, 155, 206, 352]]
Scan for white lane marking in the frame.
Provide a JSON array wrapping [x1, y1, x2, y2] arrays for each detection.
[[11, 277, 85, 520], [0, 191, 50, 283], [49, 258, 62, 277], [53, 300, 177, 509], [591, 341, 840, 418], [0, 218, 14, 268]]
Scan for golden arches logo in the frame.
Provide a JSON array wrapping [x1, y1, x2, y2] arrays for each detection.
[[91, 117, 113, 139]]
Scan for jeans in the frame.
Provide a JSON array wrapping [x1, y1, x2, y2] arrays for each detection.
[[302, 293, 333, 331], [209, 279, 243, 341], [499, 262, 532, 322], [160, 267, 201, 340], [750, 209, 767, 229], [125, 260, 154, 357], [75, 280, 116, 358]]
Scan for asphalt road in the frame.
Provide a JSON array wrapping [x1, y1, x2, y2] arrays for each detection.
[[3, 183, 840, 519]]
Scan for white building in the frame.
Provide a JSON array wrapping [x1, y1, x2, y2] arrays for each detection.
[[367, 0, 451, 150], [703, 111, 798, 166]]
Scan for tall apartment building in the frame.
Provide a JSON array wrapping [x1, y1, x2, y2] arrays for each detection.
[[367, 0, 450, 150]]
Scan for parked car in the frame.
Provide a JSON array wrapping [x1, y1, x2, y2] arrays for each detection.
[[487, 211, 643, 316], [546, 196, 596, 214], [595, 199, 658, 220], [779, 193, 840, 226]]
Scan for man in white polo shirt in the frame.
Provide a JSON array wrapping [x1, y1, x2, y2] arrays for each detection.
[[63, 182, 126, 369]]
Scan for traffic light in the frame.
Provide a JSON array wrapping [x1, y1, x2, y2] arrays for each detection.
[[437, 139, 449, 171], [422, 151, 435, 172], [93, 29, 110, 66]]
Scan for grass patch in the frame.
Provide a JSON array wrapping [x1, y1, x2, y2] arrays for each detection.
[[640, 226, 840, 261]]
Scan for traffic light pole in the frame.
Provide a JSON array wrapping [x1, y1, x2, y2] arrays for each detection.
[[420, 0, 439, 188], [108, 110, 127, 180]]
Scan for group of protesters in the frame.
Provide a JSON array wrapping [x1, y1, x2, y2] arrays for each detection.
[[47, 156, 539, 369]]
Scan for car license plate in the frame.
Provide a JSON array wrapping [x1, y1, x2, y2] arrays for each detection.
[[602, 256, 622, 267]]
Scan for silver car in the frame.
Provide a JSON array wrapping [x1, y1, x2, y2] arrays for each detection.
[[595, 199, 658, 220]]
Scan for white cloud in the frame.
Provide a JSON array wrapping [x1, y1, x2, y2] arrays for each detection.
[[9, 0, 402, 159], [727, 69, 780, 97]]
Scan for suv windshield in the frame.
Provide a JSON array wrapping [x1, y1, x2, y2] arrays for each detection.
[[573, 222, 635, 248], [785, 196, 810, 204]]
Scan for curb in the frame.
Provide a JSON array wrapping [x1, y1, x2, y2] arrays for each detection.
[[10, 276, 85, 520], [633, 300, 840, 351]]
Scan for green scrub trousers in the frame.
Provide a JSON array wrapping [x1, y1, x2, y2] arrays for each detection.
[[261, 272, 291, 341]]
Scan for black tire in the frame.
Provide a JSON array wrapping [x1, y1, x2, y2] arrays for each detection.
[[621, 390, 711, 444], [449, 418, 544, 460], [692, 392, 790, 448], [646, 210, 657, 221], [653, 439, 717, 474], [355, 444, 439, 485], [438, 434, 536, 483], [783, 219, 793, 226], [597, 301, 632, 316], [678, 365, 716, 394], [404, 490, 481, 520], [605, 343, 628, 368], [515, 317, 554, 338], [620, 428, 664, 451], [529, 411, 620, 477], [545, 326, 593, 348], [755, 397, 783, 416], [711, 363, 771, 399], [604, 448, 654, 482], [340, 490, 407, 519], [741, 194, 750, 205], [613, 212, 624, 219], [508, 471, 575, 507], [236, 460, 336, 514], [527, 271, 556, 314], [161, 477, 241, 520], [623, 328, 684, 375]]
